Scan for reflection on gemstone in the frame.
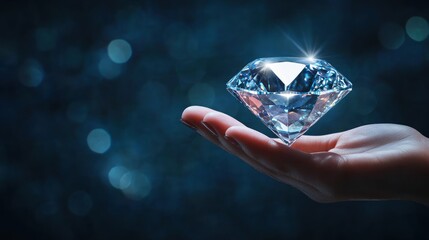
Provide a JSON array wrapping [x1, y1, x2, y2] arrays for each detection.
[[226, 57, 352, 145]]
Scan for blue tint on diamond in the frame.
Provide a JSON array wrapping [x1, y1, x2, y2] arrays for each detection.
[[226, 57, 352, 145]]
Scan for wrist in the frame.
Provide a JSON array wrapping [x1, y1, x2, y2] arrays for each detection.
[[411, 132, 429, 205]]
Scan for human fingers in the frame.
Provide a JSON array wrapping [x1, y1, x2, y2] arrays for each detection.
[[291, 133, 342, 153], [226, 126, 348, 202], [181, 106, 249, 157], [181, 106, 227, 150]]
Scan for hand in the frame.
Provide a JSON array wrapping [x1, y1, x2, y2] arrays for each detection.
[[181, 106, 429, 204]]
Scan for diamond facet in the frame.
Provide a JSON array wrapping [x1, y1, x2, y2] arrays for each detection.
[[226, 57, 352, 145]]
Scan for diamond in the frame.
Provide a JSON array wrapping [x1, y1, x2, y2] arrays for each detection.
[[226, 57, 352, 145]]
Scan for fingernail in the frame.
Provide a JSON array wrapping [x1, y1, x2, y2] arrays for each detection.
[[180, 119, 196, 130], [201, 121, 217, 137], [224, 135, 240, 147]]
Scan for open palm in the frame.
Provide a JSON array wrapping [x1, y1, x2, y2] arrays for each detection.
[[181, 106, 429, 203]]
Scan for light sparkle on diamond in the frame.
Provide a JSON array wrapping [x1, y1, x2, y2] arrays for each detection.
[[226, 57, 352, 145]]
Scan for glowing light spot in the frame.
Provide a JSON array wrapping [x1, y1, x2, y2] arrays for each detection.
[[98, 57, 122, 79], [307, 55, 315, 62], [68, 191, 93, 216], [119, 172, 133, 189], [188, 83, 215, 106], [378, 23, 405, 50], [108, 166, 129, 189], [87, 128, 111, 154], [282, 33, 323, 59], [121, 171, 152, 200], [107, 39, 132, 64], [406, 16, 429, 42], [19, 60, 44, 87]]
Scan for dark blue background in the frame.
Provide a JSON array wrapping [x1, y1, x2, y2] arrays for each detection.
[[1, 0, 429, 239]]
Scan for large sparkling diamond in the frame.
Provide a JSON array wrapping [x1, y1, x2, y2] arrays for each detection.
[[226, 57, 352, 145]]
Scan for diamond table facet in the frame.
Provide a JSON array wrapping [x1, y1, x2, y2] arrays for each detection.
[[226, 57, 352, 145]]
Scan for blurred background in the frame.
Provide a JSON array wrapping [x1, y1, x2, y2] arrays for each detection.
[[1, 0, 429, 239]]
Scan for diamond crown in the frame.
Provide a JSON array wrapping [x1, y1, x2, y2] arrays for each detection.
[[230, 57, 352, 94]]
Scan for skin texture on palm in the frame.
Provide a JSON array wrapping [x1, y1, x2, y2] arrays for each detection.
[[181, 106, 429, 204]]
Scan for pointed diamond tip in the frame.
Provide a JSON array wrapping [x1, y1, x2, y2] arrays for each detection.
[[226, 57, 352, 144]]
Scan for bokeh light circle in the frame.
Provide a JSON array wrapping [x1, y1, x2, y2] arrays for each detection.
[[406, 16, 429, 42], [378, 23, 405, 50], [19, 60, 44, 87], [188, 83, 215, 106], [121, 171, 151, 200], [68, 191, 93, 216], [107, 39, 133, 64], [98, 57, 122, 79], [119, 172, 133, 189], [108, 166, 129, 189], [87, 128, 112, 154]]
